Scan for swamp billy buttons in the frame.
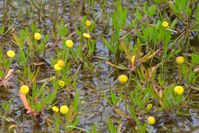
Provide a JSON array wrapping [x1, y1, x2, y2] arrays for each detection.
[[54, 59, 65, 71], [52, 105, 69, 114], [34, 32, 41, 40], [85, 20, 91, 27], [147, 116, 156, 125], [162, 21, 169, 28], [65, 39, 74, 48], [118, 74, 128, 84], [176, 56, 185, 64], [20, 85, 29, 94], [7, 50, 15, 58], [174, 86, 184, 95]]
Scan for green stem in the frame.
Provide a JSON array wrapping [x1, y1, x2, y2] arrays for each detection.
[[177, 65, 182, 81]]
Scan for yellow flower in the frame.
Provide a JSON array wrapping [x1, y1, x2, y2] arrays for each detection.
[[174, 86, 184, 95], [85, 20, 91, 27], [131, 55, 136, 65], [147, 116, 155, 125], [7, 50, 15, 58], [59, 80, 65, 87], [176, 56, 185, 64], [52, 106, 59, 113], [83, 33, 91, 39], [162, 21, 169, 28], [60, 105, 69, 114], [34, 32, 41, 40], [65, 39, 74, 48], [146, 104, 153, 110], [20, 85, 29, 94], [57, 59, 65, 68], [118, 74, 128, 84], [54, 64, 62, 71]]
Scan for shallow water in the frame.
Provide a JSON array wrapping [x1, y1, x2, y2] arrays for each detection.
[[0, 0, 199, 133]]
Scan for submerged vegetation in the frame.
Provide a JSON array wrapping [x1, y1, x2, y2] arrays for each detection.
[[0, 0, 199, 132]]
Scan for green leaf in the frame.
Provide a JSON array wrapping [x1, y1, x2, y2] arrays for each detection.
[[32, 82, 37, 98], [153, 0, 160, 4], [73, 91, 80, 112], [174, 0, 188, 13], [18, 49, 28, 66], [170, 18, 178, 29], [30, 22, 37, 33], [91, 123, 97, 133], [102, 38, 115, 53], [147, 5, 156, 16], [135, 9, 142, 20], [0, 70, 4, 77], [191, 53, 199, 65], [112, 1, 127, 32], [107, 117, 117, 133], [110, 89, 118, 106], [196, 6, 199, 25], [36, 82, 47, 97], [58, 20, 68, 37], [75, 28, 82, 37], [0, 25, 5, 34], [39, 35, 49, 52]]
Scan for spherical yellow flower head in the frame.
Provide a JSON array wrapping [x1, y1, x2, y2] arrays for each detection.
[[57, 59, 65, 68], [162, 21, 169, 28], [85, 20, 91, 27], [83, 33, 91, 39], [174, 86, 184, 95], [7, 50, 15, 58], [176, 56, 185, 64], [34, 32, 41, 40], [59, 80, 65, 87], [65, 39, 74, 48], [147, 116, 155, 125], [118, 74, 128, 84], [60, 105, 69, 114], [131, 55, 136, 65], [146, 104, 153, 110], [20, 85, 29, 94], [52, 106, 59, 113], [54, 64, 62, 71]]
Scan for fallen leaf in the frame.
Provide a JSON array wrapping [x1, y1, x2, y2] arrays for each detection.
[[19, 92, 38, 116]]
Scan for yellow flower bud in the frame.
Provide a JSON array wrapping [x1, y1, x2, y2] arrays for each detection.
[[34, 33, 41, 40], [54, 64, 62, 71], [174, 86, 184, 95], [162, 21, 169, 28], [60, 105, 69, 114], [118, 74, 128, 84], [52, 106, 59, 113], [176, 56, 185, 64], [131, 55, 136, 65], [65, 40, 74, 48], [147, 116, 155, 125], [83, 33, 91, 39], [7, 50, 15, 58], [57, 59, 65, 68], [20, 85, 29, 94], [146, 104, 153, 110], [85, 20, 91, 27], [59, 80, 65, 87]]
